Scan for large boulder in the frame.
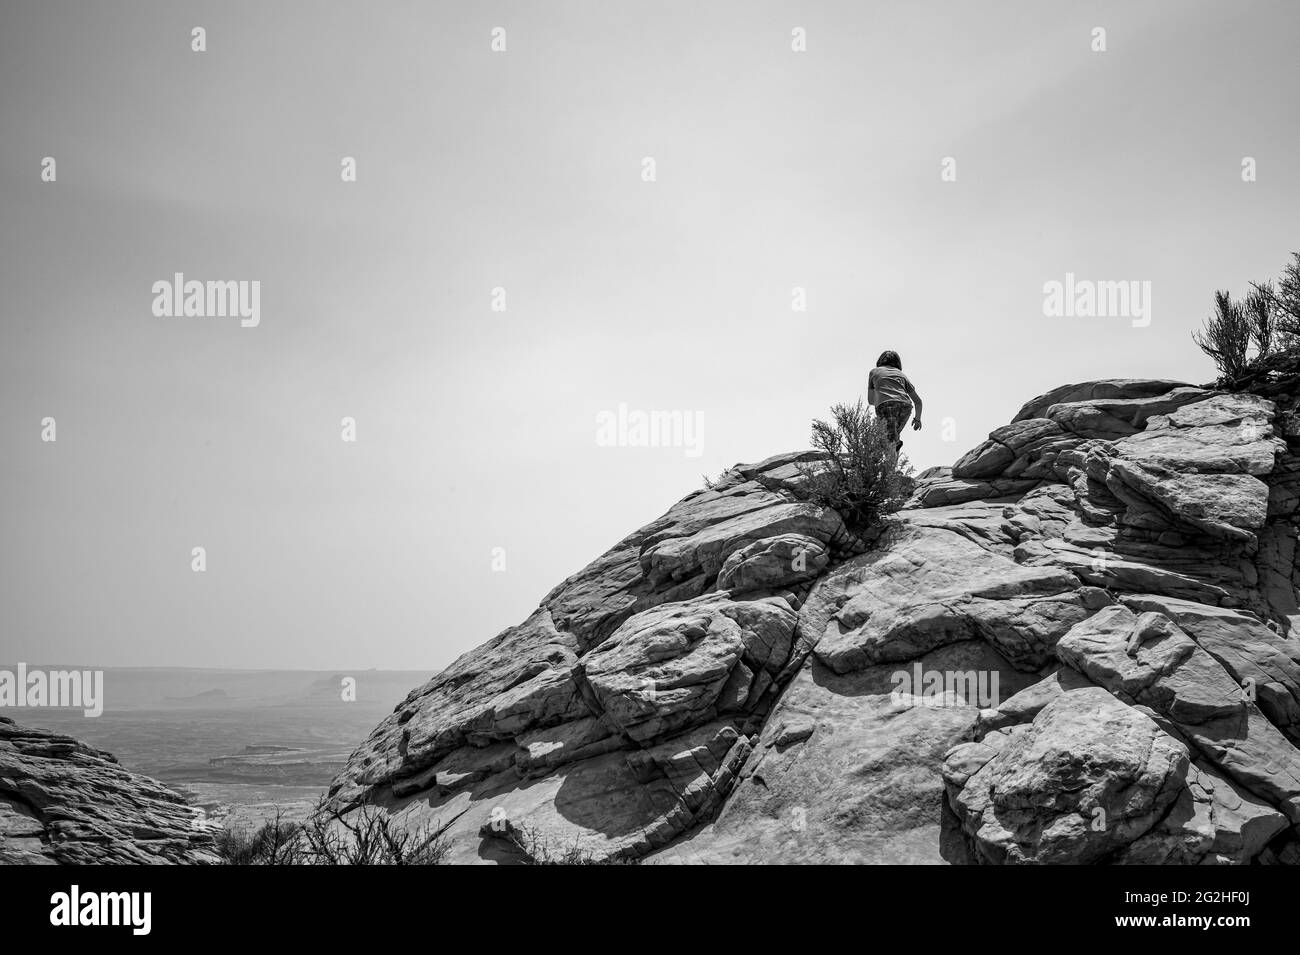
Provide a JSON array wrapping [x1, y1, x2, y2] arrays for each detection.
[[952, 418, 1076, 480], [1055, 604, 1300, 823], [944, 688, 1191, 864], [807, 518, 1089, 673], [716, 534, 829, 594], [1042, 387, 1211, 440], [1120, 594, 1300, 742], [582, 595, 797, 742], [1013, 379, 1194, 422], [653, 640, 1044, 864]]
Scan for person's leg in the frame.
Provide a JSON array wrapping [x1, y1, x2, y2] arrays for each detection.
[[893, 404, 912, 452], [878, 402, 908, 452]]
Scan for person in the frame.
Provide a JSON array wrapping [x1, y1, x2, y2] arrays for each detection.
[[867, 350, 923, 452]]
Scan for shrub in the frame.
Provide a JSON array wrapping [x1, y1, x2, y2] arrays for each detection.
[[1245, 284, 1276, 358], [1195, 253, 1300, 386], [1192, 290, 1252, 382], [701, 467, 738, 490], [213, 810, 303, 865], [297, 800, 451, 865], [216, 799, 449, 865], [1262, 252, 1300, 342], [796, 400, 914, 529]]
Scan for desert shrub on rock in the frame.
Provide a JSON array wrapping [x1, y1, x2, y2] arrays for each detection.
[[1260, 252, 1300, 342], [215, 811, 304, 865], [797, 399, 913, 529], [217, 800, 449, 865], [1193, 290, 1253, 382], [1196, 252, 1300, 387]]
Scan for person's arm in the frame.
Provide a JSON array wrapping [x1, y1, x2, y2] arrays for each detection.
[[866, 370, 878, 407], [906, 380, 923, 429]]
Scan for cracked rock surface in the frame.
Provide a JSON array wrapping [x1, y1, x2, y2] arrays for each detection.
[[329, 379, 1300, 864], [0, 717, 218, 864]]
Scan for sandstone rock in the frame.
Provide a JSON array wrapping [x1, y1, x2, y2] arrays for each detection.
[[640, 502, 843, 588], [1112, 393, 1282, 475], [1021, 538, 1237, 606], [582, 595, 796, 742], [716, 534, 829, 594], [909, 475, 1039, 508], [329, 376, 1300, 865], [962, 586, 1112, 670], [945, 688, 1189, 864], [1013, 379, 1195, 423], [513, 718, 622, 778], [0, 717, 217, 864], [809, 521, 1081, 673], [404, 718, 754, 864], [652, 641, 1042, 864], [1119, 594, 1300, 741], [952, 418, 1077, 480], [971, 667, 1096, 735], [1056, 605, 1246, 724], [1115, 759, 1286, 865], [1042, 387, 1212, 440], [331, 454, 845, 811], [1055, 604, 1300, 823]]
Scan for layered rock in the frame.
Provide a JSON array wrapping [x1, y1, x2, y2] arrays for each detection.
[[331, 379, 1300, 864], [325, 452, 855, 862], [0, 717, 218, 864]]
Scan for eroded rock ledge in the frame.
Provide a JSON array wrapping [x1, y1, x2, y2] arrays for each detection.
[[328, 378, 1300, 864], [0, 717, 218, 864]]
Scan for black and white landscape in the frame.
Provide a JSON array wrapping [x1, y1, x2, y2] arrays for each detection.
[[3, 0, 1300, 885]]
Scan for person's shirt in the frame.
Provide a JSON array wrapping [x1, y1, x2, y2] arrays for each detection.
[[868, 366, 912, 406]]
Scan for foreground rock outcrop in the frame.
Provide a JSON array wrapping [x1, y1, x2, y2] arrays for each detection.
[[328, 378, 1300, 864], [0, 717, 218, 864]]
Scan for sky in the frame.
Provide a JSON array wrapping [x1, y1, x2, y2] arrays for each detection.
[[1, 0, 1298, 670]]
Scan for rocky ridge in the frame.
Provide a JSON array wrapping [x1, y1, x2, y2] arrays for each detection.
[[327, 377, 1300, 864], [0, 716, 218, 864]]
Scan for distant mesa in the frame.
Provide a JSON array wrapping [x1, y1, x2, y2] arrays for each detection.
[[162, 688, 233, 706], [303, 674, 349, 698]]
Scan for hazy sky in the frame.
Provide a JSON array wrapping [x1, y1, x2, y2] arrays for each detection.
[[2, 0, 1298, 669]]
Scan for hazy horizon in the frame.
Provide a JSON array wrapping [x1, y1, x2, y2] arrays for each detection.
[[3, 0, 1299, 670]]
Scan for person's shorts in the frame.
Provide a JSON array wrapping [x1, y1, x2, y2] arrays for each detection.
[[876, 400, 912, 447]]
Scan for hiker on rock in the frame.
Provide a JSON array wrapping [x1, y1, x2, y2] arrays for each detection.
[[867, 350, 923, 453]]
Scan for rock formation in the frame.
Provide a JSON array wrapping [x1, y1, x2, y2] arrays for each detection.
[[327, 378, 1300, 864], [0, 717, 218, 864]]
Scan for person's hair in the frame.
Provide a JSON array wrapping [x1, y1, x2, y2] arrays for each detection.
[[876, 350, 902, 370]]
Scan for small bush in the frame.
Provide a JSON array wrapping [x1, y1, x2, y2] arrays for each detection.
[[297, 800, 450, 865], [1245, 284, 1276, 358], [213, 810, 303, 865], [1193, 290, 1252, 381], [1195, 253, 1300, 387], [1263, 252, 1300, 342], [216, 799, 449, 865], [701, 467, 737, 490], [796, 400, 914, 529]]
